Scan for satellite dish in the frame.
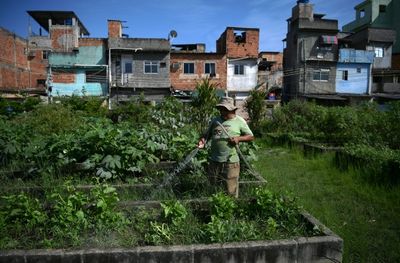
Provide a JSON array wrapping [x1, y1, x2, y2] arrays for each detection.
[[168, 30, 178, 40]]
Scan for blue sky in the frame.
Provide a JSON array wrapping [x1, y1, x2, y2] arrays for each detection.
[[0, 0, 362, 52]]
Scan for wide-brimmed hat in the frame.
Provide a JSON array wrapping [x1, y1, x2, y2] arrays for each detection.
[[216, 97, 238, 111]]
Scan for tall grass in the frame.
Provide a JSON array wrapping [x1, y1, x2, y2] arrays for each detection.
[[254, 140, 400, 263]]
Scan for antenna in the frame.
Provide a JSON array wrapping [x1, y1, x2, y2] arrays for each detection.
[[168, 30, 178, 41]]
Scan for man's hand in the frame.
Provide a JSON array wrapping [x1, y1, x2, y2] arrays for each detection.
[[197, 138, 206, 149], [229, 137, 240, 145]]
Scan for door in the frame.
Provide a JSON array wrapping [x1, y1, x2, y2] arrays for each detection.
[[121, 54, 133, 85]]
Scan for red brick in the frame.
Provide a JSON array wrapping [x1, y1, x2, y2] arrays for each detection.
[[0, 28, 47, 90], [217, 28, 259, 58], [53, 72, 75, 83], [79, 38, 106, 47], [170, 53, 226, 91], [108, 20, 122, 38]]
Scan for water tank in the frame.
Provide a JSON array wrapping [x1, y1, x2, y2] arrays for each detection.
[[297, 0, 310, 3]]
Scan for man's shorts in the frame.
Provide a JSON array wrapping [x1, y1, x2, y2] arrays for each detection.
[[208, 161, 240, 198]]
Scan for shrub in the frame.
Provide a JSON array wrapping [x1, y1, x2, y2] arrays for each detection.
[[245, 85, 267, 135]]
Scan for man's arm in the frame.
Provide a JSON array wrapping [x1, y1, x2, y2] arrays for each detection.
[[229, 134, 254, 145]]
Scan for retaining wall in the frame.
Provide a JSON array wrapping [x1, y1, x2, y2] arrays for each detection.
[[0, 212, 343, 263]]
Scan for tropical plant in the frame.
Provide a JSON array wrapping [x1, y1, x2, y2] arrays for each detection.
[[191, 78, 219, 133]]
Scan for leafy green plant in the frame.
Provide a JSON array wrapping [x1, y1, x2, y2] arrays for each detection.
[[245, 84, 267, 135], [209, 192, 237, 219], [160, 200, 188, 226], [191, 78, 220, 133], [0, 192, 47, 230]]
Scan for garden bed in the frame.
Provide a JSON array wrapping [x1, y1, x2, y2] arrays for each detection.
[[0, 204, 343, 263]]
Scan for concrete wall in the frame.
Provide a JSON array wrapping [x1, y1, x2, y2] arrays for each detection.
[[305, 62, 337, 94], [170, 52, 226, 91], [111, 52, 170, 89], [0, 212, 343, 263], [227, 58, 258, 93], [367, 44, 392, 69], [343, 0, 400, 54]]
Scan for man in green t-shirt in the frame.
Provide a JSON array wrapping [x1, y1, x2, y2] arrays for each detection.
[[198, 97, 254, 197]]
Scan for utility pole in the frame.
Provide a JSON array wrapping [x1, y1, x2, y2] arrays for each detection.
[[303, 39, 306, 95]]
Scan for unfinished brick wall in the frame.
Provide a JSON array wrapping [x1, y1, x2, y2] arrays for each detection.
[[170, 53, 226, 91], [0, 28, 47, 91], [259, 52, 283, 71], [108, 20, 122, 38], [50, 27, 75, 51], [52, 72, 75, 83], [79, 38, 107, 47], [217, 27, 259, 58]]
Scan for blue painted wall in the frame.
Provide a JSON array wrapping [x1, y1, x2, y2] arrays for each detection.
[[336, 49, 374, 94], [51, 69, 108, 96], [49, 46, 106, 66], [338, 49, 374, 64], [336, 63, 370, 94], [49, 45, 107, 96]]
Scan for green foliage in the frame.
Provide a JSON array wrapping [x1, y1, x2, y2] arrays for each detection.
[[265, 100, 400, 183], [160, 200, 188, 226], [1, 192, 47, 230], [191, 78, 219, 133], [14, 104, 84, 135], [0, 182, 128, 248], [58, 95, 108, 117], [0, 96, 41, 117], [109, 95, 151, 123], [208, 192, 237, 219], [245, 85, 267, 135]]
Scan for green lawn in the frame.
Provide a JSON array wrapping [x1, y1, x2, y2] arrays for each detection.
[[253, 140, 400, 263]]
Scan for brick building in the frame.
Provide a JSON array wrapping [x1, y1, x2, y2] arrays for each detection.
[[170, 44, 226, 93], [0, 27, 47, 93], [26, 11, 109, 97], [217, 27, 259, 99]]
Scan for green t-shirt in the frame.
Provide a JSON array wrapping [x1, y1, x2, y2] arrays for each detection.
[[208, 115, 253, 163]]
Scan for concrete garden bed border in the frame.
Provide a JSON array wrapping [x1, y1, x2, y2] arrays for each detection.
[[0, 212, 343, 263]]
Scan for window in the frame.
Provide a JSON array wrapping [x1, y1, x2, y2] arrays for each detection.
[[379, 5, 386, 13], [313, 69, 330, 81], [42, 50, 49, 60], [144, 61, 159, 73], [86, 69, 107, 83], [374, 47, 384, 58], [124, 62, 132, 74], [373, 76, 382, 83], [37, 79, 46, 86], [205, 62, 216, 75], [234, 64, 244, 75], [342, 70, 348, 81], [184, 63, 194, 74], [233, 30, 246, 43], [357, 68, 362, 73], [360, 9, 365, 18]]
